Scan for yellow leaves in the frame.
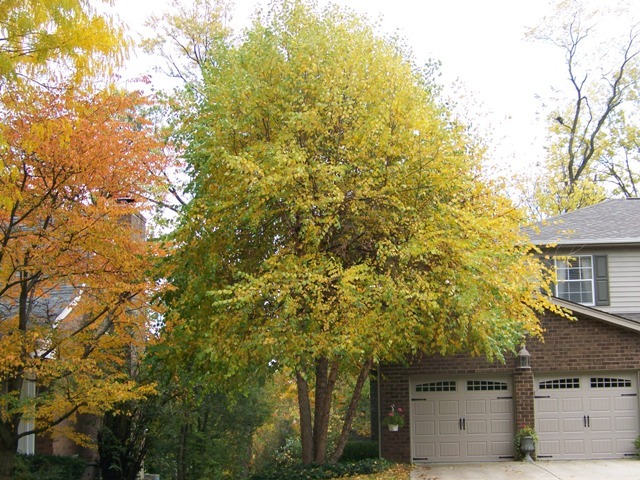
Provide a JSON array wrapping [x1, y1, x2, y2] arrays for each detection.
[[0, 0, 128, 86], [167, 0, 559, 394]]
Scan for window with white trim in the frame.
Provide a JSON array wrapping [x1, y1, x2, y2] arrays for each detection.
[[555, 256, 594, 305]]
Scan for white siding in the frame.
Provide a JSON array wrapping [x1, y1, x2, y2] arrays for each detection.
[[594, 249, 640, 316]]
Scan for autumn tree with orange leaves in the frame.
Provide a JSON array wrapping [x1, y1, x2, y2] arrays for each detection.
[[0, 83, 171, 476]]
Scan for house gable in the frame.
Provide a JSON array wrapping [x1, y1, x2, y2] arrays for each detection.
[[527, 199, 640, 319], [378, 200, 640, 463]]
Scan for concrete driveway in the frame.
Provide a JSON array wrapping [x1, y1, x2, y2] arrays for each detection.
[[411, 460, 640, 480]]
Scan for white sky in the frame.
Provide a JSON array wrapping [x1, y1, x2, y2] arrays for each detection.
[[112, 0, 638, 175]]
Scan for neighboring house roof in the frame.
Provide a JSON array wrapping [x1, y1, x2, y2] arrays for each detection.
[[0, 284, 79, 326], [551, 297, 640, 332], [525, 198, 640, 247]]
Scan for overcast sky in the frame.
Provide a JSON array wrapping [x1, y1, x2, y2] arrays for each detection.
[[114, 0, 640, 175]]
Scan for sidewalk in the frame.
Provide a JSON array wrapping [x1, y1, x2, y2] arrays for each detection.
[[411, 459, 640, 480]]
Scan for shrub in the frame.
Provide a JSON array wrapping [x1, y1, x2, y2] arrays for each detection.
[[635, 435, 640, 458], [339, 441, 379, 462], [13, 454, 86, 480]]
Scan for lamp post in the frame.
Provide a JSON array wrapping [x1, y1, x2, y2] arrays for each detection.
[[517, 346, 531, 369]]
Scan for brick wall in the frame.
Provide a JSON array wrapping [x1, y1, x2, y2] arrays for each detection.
[[528, 312, 640, 371], [514, 369, 534, 428], [378, 311, 640, 462]]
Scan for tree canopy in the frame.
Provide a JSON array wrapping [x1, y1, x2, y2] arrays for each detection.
[[0, 81, 172, 476], [165, 0, 557, 465]]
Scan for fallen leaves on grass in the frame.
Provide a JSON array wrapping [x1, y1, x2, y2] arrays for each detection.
[[350, 463, 413, 480]]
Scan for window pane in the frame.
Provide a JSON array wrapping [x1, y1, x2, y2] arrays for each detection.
[[555, 255, 594, 304]]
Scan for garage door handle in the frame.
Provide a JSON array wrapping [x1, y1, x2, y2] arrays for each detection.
[[459, 418, 462, 431], [583, 415, 587, 427], [587, 415, 590, 427], [463, 418, 466, 430]]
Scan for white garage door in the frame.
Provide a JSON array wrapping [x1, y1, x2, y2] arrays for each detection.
[[535, 373, 639, 459], [411, 377, 514, 462]]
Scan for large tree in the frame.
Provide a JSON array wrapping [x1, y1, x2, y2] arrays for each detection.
[[0, 82, 171, 477], [166, 0, 558, 465], [526, 0, 640, 217]]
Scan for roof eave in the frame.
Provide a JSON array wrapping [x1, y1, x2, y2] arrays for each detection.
[[533, 239, 640, 248], [551, 297, 640, 333]]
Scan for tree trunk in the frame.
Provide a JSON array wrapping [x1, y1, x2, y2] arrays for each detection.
[[177, 423, 189, 480], [295, 369, 314, 465], [329, 358, 373, 464], [313, 358, 339, 464]]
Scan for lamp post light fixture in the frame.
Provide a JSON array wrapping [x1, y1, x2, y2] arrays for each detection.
[[517, 346, 531, 369]]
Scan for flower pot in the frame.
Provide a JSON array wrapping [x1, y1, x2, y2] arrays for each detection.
[[520, 435, 535, 462], [388, 424, 399, 432]]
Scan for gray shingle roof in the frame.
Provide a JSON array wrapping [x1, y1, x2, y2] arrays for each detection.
[[526, 198, 640, 246]]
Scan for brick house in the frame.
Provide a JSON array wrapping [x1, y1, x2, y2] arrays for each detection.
[[376, 199, 640, 463]]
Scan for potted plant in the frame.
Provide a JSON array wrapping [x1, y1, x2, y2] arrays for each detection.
[[514, 424, 538, 461], [381, 404, 405, 431]]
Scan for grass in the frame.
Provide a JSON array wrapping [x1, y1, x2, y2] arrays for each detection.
[[350, 464, 412, 480]]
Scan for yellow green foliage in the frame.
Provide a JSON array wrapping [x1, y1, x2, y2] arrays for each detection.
[[165, 0, 559, 464], [0, 0, 126, 83]]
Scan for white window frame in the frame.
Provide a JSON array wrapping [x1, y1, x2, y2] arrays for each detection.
[[554, 255, 595, 305]]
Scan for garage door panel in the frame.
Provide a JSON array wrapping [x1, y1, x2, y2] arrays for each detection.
[[490, 399, 511, 414], [591, 439, 612, 454], [491, 441, 513, 456], [537, 398, 559, 412], [413, 400, 434, 416], [589, 417, 611, 432], [465, 420, 486, 435], [563, 417, 585, 433], [564, 439, 586, 454], [561, 397, 583, 412], [439, 419, 460, 435], [491, 419, 512, 434], [438, 400, 458, 415], [414, 442, 435, 458], [465, 400, 485, 414], [614, 416, 636, 431], [616, 438, 636, 452], [589, 397, 610, 411], [539, 440, 560, 455], [414, 420, 434, 436], [466, 442, 487, 457], [535, 372, 639, 460], [614, 397, 636, 411], [411, 377, 513, 462], [538, 418, 559, 434], [439, 443, 460, 457]]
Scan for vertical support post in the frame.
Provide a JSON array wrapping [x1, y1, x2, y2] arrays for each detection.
[[514, 369, 535, 429]]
